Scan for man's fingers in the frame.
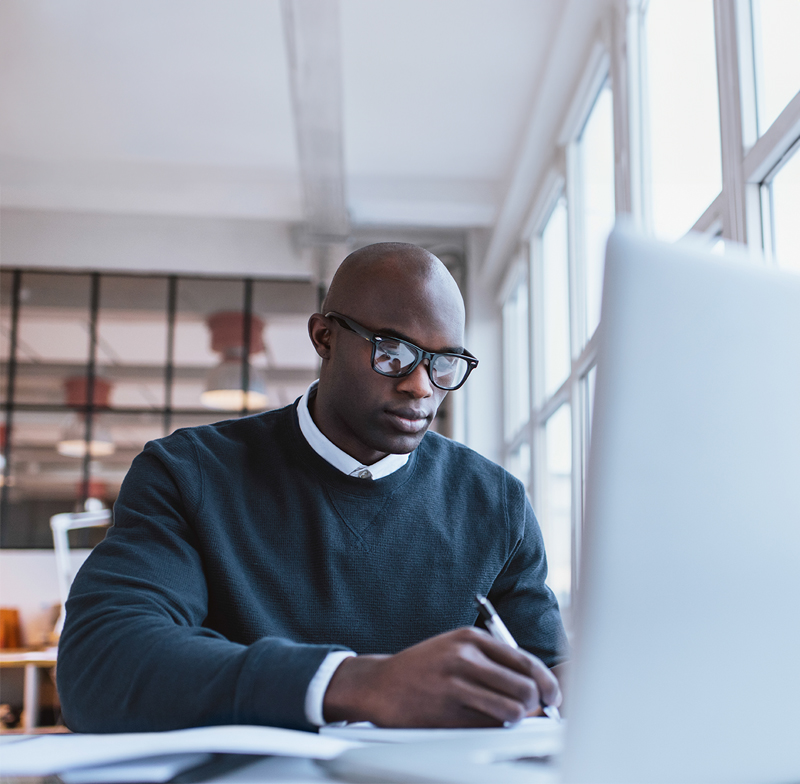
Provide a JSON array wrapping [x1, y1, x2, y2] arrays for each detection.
[[341, 628, 564, 728], [455, 647, 541, 711], [469, 628, 562, 707], [455, 677, 531, 726]]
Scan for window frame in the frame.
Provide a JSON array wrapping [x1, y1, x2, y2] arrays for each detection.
[[500, 0, 800, 619], [0, 267, 318, 547], [501, 44, 615, 620]]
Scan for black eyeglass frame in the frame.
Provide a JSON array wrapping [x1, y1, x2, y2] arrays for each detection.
[[325, 311, 479, 391]]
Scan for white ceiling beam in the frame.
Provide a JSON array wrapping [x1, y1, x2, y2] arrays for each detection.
[[281, 0, 350, 241]]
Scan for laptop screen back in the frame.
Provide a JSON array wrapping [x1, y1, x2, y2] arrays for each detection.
[[564, 229, 800, 783]]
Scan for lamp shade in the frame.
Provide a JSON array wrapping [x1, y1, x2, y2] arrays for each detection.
[[201, 312, 269, 411], [57, 417, 115, 457], [200, 360, 269, 411], [57, 376, 116, 457]]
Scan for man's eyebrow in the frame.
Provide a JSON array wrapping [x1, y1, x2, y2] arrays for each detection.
[[373, 325, 464, 355]]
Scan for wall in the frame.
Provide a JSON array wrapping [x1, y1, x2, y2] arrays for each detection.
[[463, 228, 503, 463], [0, 549, 92, 646], [0, 208, 313, 278]]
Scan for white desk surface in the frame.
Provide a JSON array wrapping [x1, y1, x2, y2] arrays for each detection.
[[0, 720, 562, 784], [212, 756, 335, 783]]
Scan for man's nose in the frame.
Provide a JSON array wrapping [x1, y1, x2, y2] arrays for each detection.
[[395, 361, 434, 398]]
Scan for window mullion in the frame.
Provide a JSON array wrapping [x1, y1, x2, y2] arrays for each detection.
[[566, 143, 584, 358], [610, 0, 646, 223], [714, 0, 749, 244], [527, 239, 539, 502], [534, 382, 571, 428], [736, 0, 760, 152], [569, 374, 583, 600]]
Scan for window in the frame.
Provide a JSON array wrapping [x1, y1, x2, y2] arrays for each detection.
[[508, 74, 614, 621], [0, 270, 318, 548], [502, 263, 532, 489], [502, 265, 530, 440], [752, 0, 800, 135], [540, 404, 572, 615], [499, 0, 799, 625], [645, 0, 722, 240], [540, 198, 571, 398], [763, 145, 800, 270], [95, 277, 170, 411], [506, 441, 532, 490], [580, 364, 597, 521], [530, 192, 582, 618], [577, 82, 615, 340]]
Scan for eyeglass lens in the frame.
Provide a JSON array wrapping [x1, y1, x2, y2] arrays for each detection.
[[373, 338, 469, 389]]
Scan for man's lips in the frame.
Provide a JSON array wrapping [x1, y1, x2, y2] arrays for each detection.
[[385, 408, 431, 434]]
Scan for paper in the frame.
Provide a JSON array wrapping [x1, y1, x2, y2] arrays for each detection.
[[320, 716, 560, 743], [0, 724, 361, 776], [59, 753, 213, 784]]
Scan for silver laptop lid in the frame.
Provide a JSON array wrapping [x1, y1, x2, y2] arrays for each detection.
[[564, 228, 800, 783]]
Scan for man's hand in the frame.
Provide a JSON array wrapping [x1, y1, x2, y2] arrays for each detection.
[[322, 627, 562, 728]]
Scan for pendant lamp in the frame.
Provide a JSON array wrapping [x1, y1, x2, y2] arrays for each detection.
[[200, 312, 269, 411], [57, 377, 116, 458]]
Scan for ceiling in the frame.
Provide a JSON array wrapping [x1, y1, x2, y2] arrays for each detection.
[[0, 0, 613, 508], [0, 0, 570, 235]]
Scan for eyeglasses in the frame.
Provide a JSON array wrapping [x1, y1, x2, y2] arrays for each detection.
[[326, 312, 479, 391]]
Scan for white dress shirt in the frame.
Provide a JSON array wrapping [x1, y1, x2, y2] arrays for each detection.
[[297, 380, 409, 480], [297, 381, 409, 725]]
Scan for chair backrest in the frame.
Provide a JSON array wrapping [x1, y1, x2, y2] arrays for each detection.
[[50, 509, 112, 637]]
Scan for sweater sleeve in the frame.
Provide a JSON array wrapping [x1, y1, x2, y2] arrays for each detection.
[[486, 472, 570, 668], [56, 436, 348, 733]]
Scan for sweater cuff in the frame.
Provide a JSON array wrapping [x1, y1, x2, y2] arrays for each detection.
[[305, 650, 357, 726], [234, 637, 350, 730]]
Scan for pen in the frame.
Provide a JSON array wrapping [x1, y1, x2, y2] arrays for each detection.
[[474, 594, 562, 723]]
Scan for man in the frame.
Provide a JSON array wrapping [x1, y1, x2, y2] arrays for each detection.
[[58, 243, 567, 733]]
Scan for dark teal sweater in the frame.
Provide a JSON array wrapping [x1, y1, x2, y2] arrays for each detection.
[[57, 401, 567, 732]]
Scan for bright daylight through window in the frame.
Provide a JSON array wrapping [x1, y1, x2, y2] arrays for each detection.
[[766, 146, 800, 270], [542, 403, 572, 614], [541, 197, 570, 399], [646, 0, 722, 240], [502, 0, 800, 629], [753, 0, 800, 135], [577, 81, 615, 340], [502, 267, 530, 442]]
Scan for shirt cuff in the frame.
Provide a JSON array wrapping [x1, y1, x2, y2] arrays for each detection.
[[304, 650, 357, 727]]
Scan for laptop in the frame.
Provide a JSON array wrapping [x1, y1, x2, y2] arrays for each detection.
[[323, 227, 800, 783]]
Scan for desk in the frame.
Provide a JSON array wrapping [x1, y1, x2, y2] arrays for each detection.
[[0, 647, 59, 731], [0, 722, 564, 784], [207, 756, 334, 782]]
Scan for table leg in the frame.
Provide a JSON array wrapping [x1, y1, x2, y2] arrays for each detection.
[[22, 663, 40, 731]]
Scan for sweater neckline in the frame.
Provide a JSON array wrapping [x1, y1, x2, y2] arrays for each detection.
[[285, 401, 418, 496]]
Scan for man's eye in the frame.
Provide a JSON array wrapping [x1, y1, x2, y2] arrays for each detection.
[[378, 341, 404, 357]]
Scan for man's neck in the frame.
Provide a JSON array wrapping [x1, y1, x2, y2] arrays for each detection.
[[307, 393, 387, 466]]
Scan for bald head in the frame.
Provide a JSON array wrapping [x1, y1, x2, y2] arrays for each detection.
[[322, 243, 465, 330], [306, 241, 469, 463]]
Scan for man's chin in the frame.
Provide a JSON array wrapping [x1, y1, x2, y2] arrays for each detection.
[[376, 427, 430, 456]]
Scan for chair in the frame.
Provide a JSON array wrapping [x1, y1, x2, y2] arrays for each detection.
[[0, 511, 110, 730], [50, 509, 112, 638]]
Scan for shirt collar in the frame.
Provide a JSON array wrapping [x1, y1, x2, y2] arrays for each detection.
[[297, 381, 410, 480]]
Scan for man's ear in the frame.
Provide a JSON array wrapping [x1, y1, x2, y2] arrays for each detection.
[[308, 313, 333, 360]]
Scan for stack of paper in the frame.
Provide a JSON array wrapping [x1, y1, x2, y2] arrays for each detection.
[[0, 725, 361, 782]]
